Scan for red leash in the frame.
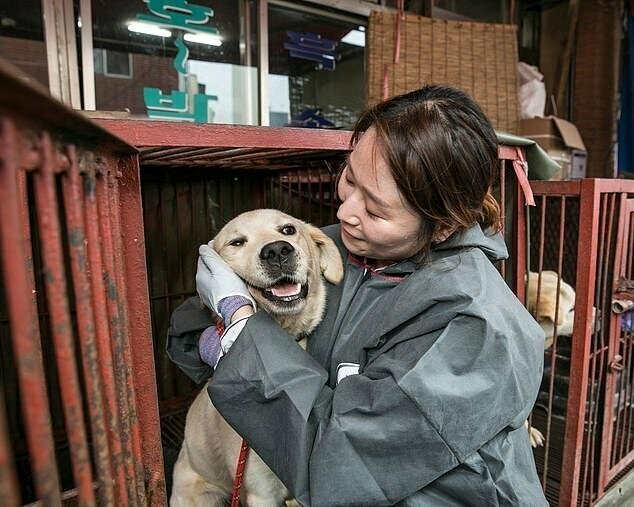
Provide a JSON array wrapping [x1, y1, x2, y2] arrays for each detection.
[[230, 439, 251, 507], [217, 317, 250, 507]]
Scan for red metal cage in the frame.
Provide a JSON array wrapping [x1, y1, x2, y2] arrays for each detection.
[[525, 179, 634, 506], [0, 63, 165, 506]]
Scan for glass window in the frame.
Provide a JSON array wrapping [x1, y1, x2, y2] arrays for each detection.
[[91, 0, 258, 124], [0, 0, 49, 89], [268, 4, 366, 129]]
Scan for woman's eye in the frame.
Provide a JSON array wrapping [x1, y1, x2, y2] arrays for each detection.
[[229, 239, 245, 247], [366, 210, 380, 220], [342, 167, 354, 186], [281, 225, 296, 235]]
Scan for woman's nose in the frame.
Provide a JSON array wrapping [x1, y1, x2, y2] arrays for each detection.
[[337, 195, 361, 226]]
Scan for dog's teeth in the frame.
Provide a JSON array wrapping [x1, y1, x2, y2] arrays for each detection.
[[270, 282, 301, 297]]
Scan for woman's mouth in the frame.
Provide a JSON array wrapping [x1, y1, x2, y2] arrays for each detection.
[[341, 226, 362, 241]]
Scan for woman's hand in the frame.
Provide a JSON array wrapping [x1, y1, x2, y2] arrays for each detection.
[[196, 241, 256, 323]]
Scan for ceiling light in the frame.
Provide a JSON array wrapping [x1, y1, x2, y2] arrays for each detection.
[[183, 32, 222, 47], [127, 21, 171, 37], [341, 29, 365, 48]]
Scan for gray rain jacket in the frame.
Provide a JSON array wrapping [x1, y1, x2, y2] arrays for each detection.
[[167, 223, 547, 506]]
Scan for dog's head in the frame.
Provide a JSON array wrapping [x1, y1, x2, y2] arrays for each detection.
[[527, 270, 600, 349], [527, 271, 576, 328], [213, 209, 344, 338], [527, 271, 576, 349]]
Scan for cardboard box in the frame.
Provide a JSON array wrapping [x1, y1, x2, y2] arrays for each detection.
[[520, 116, 587, 180]]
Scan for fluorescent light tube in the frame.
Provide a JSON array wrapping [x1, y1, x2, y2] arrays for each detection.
[[127, 21, 171, 37], [183, 32, 222, 47]]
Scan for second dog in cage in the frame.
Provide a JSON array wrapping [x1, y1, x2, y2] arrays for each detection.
[[169, 209, 344, 506], [527, 270, 577, 350], [525, 271, 577, 448], [524, 270, 600, 448], [526, 270, 600, 349]]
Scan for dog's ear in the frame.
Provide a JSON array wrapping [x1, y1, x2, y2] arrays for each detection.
[[307, 225, 344, 284]]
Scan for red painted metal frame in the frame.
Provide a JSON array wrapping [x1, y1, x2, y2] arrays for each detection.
[[97, 119, 529, 157], [63, 146, 115, 506], [117, 152, 168, 504], [600, 194, 632, 490], [95, 155, 143, 505], [0, 59, 166, 506], [0, 118, 61, 505], [34, 133, 96, 505], [95, 118, 353, 150], [82, 153, 131, 506], [539, 179, 600, 507]]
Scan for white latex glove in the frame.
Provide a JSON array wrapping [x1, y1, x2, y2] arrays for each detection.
[[196, 241, 257, 317]]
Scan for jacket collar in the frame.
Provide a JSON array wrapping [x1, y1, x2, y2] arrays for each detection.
[[432, 224, 508, 263]]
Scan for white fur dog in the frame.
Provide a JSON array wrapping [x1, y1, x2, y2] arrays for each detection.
[[525, 270, 600, 448], [170, 210, 344, 506], [527, 270, 577, 350]]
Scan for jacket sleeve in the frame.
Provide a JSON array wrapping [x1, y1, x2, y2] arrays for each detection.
[[208, 304, 544, 507], [166, 296, 215, 384]]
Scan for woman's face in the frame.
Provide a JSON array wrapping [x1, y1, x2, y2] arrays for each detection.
[[337, 127, 424, 265]]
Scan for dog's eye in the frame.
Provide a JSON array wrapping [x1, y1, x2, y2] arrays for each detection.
[[229, 238, 245, 247], [281, 225, 296, 236]]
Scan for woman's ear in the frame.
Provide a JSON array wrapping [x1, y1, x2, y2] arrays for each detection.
[[308, 225, 344, 284]]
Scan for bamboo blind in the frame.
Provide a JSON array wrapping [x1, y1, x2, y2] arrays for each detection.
[[367, 11, 520, 134]]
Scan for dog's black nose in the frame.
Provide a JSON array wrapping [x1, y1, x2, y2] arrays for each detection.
[[260, 241, 294, 266]]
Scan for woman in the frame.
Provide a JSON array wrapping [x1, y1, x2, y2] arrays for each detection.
[[169, 85, 547, 506]]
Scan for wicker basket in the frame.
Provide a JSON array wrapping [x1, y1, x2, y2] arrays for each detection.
[[367, 11, 520, 134]]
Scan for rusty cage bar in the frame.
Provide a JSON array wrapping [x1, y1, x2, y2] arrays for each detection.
[[0, 63, 165, 505]]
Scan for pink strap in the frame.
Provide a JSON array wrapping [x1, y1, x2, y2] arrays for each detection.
[[511, 147, 535, 206], [383, 1, 405, 100], [394, 0, 404, 64]]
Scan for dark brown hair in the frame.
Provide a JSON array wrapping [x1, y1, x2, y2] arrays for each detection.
[[351, 84, 501, 262]]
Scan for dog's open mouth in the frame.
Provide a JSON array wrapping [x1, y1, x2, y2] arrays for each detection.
[[252, 278, 308, 305]]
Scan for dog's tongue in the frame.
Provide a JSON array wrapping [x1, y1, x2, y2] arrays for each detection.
[[270, 282, 301, 297]]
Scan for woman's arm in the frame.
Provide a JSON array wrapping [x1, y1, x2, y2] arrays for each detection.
[[209, 307, 543, 507]]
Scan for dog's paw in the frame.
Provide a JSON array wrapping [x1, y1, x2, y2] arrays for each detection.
[[528, 425, 545, 448]]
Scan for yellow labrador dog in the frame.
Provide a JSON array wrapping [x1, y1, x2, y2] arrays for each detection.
[[527, 270, 600, 348], [527, 270, 577, 350], [170, 209, 344, 507], [524, 270, 576, 448], [525, 270, 600, 448]]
